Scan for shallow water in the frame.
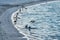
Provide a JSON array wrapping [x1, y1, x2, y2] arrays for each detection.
[[15, 1, 60, 40]]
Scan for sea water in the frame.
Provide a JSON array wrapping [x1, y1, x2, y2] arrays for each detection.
[[15, 1, 60, 40]]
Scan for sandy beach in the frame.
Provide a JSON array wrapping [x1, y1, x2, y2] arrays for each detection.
[[0, 7, 27, 40], [0, 0, 58, 40]]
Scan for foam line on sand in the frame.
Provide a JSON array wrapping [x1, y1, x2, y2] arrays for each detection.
[[11, 9, 29, 40]]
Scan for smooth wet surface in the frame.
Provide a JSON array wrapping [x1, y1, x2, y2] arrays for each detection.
[[0, 6, 27, 40], [0, 6, 11, 40]]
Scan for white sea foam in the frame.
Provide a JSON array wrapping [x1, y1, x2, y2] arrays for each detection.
[[11, 9, 29, 40], [11, 1, 60, 40]]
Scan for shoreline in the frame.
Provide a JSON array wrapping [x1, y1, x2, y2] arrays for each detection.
[[0, 7, 27, 40], [11, 9, 29, 40], [11, 1, 59, 40]]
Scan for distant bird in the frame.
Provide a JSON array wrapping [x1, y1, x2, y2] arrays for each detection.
[[30, 20, 35, 23], [14, 20, 16, 24], [25, 25, 28, 29], [14, 20, 16, 22], [16, 13, 19, 15], [29, 26, 31, 31], [25, 25, 31, 31], [25, 8, 27, 9]]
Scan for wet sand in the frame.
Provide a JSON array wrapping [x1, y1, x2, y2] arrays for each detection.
[[0, 7, 27, 40]]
